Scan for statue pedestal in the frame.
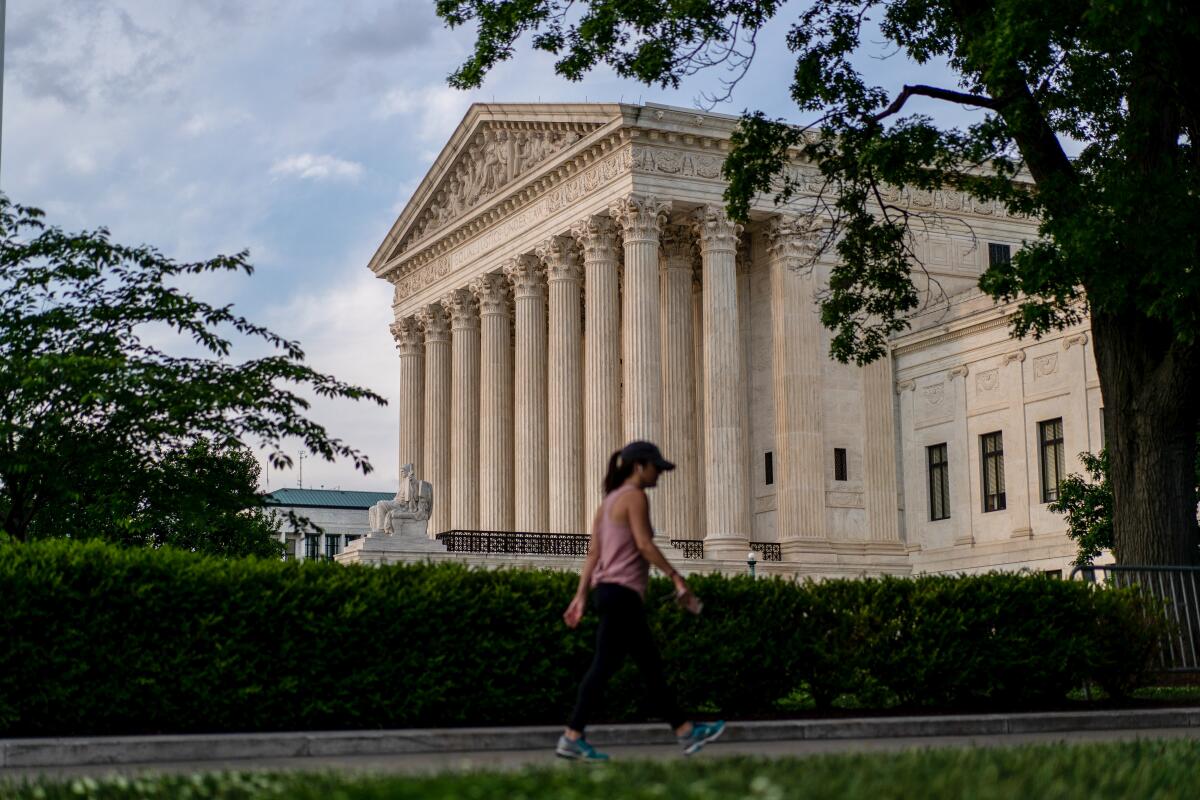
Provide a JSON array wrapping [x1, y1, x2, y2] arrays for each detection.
[[336, 528, 446, 566]]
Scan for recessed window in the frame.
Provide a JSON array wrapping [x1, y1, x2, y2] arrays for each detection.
[[1039, 418, 1066, 503], [764, 451, 774, 486], [981, 431, 1007, 512], [325, 533, 342, 560], [988, 243, 1012, 269], [304, 535, 320, 560], [1099, 407, 1105, 448], [927, 443, 950, 521], [834, 448, 848, 482]]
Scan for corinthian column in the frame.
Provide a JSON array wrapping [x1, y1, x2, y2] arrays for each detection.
[[572, 215, 622, 523], [390, 316, 425, 482], [443, 288, 480, 530], [540, 235, 585, 533], [418, 304, 451, 536], [694, 205, 750, 558], [610, 195, 671, 444], [766, 216, 828, 552], [659, 224, 699, 541], [472, 272, 514, 531], [505, 255, 550, 532]]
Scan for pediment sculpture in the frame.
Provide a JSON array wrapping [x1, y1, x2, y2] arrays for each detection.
[[405, 126, 586, 246], [369, 463, 434, 538]]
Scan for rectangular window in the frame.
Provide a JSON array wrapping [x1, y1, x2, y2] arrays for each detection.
[[1099, 407, 1105, 448], [981, 431, 1007, 512], [304, 535, 320, 560], [988, 243, 1012, 268], [325, 534, 342, 559], [764, 451, 774, 486], [1039, 418, 1066, 503], [834, 448, 848, 481], [927, 443, 950, 521]]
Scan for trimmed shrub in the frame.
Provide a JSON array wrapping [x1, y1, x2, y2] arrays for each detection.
[[0, 540, 1166, 736]]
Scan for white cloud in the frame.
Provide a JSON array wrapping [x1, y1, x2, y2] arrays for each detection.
[[269, 154, 365, 182]]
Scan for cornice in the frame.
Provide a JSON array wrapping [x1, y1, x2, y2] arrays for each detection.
[[892, 312, 1015, 358]]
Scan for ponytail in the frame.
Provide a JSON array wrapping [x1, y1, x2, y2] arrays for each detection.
[[602, 449, 637, 495]]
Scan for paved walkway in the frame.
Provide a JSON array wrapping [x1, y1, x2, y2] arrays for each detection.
[[4, 726, 1199, 780]]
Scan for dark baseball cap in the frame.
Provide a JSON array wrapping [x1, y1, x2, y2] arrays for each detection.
[[620, 440, 676, 471]]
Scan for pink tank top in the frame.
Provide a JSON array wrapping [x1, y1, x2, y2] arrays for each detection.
[[590, 485, 650, 598]]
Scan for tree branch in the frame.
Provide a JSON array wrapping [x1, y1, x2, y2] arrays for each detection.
[[871, 84, 1001, 123]]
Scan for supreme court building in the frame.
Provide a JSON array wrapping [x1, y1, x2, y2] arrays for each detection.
[[367, 103, 1100, 578]]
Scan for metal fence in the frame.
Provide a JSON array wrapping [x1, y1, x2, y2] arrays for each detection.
[[1070, 564, 1200, 673], [437, 531, 707, 560], [750, 542, 783, 562]]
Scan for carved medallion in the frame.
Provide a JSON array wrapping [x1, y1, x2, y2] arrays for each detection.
[[923, 383, 946, 406], [1033, 353, 1058, 379], [976, 368, 999, 393]]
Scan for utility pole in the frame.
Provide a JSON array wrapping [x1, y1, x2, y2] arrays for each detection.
[[298, 451, 305, 488]]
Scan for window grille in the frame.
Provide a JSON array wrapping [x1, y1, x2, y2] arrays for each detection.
[[927, 443, 950, 521], [981, 431, 1007, 512], [988, 242, 1012, 268], [1039, 418, 1066, 503]]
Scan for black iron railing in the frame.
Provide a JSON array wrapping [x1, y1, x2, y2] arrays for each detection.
[[1070, 564, 1200, 673], [750, 542, 783, 562], [670, 539, 705, 560], [438, 530, 589, 556], [436, 530, 710, 561]]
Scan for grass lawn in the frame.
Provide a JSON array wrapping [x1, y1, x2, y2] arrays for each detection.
[[4, 740, 1198, 799]]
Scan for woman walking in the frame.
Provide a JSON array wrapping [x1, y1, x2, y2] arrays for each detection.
[[556, 440, 725, 762]]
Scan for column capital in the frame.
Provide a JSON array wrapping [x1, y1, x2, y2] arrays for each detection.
[[764, 215, 819, 268], [570, 214, 620, 261], [504, 253, 546, 299], [470, 272, 511, 317], [609, 195, 671, 243], [692, 204, 743, 255], [659, 224, 696, 273], [389, 316, 424, 357], [537, 235, 583, 283], [417, 303, 450, 343], [441, 288, 479, 330]]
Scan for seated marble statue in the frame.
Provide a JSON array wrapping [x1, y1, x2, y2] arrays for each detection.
[[369, 464, 433, 535]]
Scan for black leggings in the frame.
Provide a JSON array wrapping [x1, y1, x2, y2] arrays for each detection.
[[567, 583, 686, 732]]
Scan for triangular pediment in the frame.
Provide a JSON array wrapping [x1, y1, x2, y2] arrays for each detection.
[[370, 104, 625, 275]]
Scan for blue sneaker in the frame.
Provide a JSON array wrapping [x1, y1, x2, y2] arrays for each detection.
[[556, 734, 610, 762], [679, 720, 726, 755]]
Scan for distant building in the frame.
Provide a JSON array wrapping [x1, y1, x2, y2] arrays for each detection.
[[264, 488, 393, 561]]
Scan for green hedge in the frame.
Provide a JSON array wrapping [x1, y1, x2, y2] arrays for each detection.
[[0, 540, 1164, 736]]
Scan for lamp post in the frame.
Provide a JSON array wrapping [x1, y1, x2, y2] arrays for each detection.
[[746, 548, 757, 579]]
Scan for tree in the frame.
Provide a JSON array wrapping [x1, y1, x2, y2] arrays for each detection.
[[436, 0, 1200, 563], [1051, 450, 1113, 568], [0, 197, 386, 545]]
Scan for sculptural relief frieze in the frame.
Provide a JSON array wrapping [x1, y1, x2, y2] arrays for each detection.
[[392, 145, 633, 304], [403, 125, 591, 251]]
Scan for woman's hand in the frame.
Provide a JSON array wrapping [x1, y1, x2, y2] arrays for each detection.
[[563, 593, 586, 628]]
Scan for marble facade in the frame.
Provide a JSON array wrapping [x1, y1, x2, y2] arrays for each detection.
[[368, 102, 1092, 577]]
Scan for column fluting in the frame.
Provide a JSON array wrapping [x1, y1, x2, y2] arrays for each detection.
[[862, 358, 901, 542], [691, 265, 707, 538], [472, 272, 514, 531], [694, 205, 750, 558], [390, 316, 425, 483], [540, 235, 586, 533], [572, 214, 622, 525], [505, 255, 550, 532], [610, 195, 671, 444], [658, 224, 700, 541], [418, 304, 451, 536], [766, 216, 829, 552], [443, 288, 480, 530]]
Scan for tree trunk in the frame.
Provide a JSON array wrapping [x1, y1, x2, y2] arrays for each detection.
[[1091, 310, 1200, 565]]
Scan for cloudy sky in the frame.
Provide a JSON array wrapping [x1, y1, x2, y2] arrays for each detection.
[[2, 1, 973, 493]]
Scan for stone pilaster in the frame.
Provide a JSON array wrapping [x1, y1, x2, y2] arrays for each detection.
[[610, 195, 671, 444], [418, 303, 451, 536], [862, 358, 902, 542], [472, 272, 514, 531], [572, 215, 622, 523], [658, 224, 699, 541], [540, 235, 586, 533], [505, 254, 550, 532], [766, 216, 829, 552], [443, 288, 480, 531], [693, 205, 750, 558], [948, 364, 973, 546], [1003, 350, 1032, 537], [390, 316, 425, 483]]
